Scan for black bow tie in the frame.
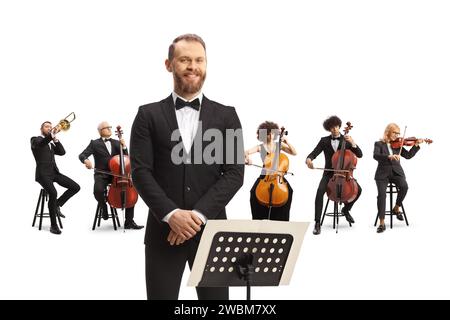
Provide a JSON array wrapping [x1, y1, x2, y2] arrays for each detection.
[[331, 136, 340, 141], [104, 138, 111, 142], [175, 97, 200, 111]]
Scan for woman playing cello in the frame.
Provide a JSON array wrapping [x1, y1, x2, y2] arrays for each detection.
[[245, 121, 297, 221]]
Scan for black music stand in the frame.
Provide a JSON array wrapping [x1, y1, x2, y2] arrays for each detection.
[[188, 220, 309, 300]]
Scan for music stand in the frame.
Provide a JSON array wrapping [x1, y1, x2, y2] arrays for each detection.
[[188, 220, 309, 300]]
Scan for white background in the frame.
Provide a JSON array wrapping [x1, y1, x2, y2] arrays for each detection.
[[0, 0, 448, 299]]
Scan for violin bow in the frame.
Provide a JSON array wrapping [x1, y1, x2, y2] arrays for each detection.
[[94, 169, 132, 180], [397, 125, 407, 157], [313, 167, 350, 173], [246, 163, 294, 176]]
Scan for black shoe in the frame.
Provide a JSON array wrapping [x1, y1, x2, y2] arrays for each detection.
[[50, 225, 62, 235], [392, 206, 404, 221], [344, 212, 355, 224], [376, 224, 386, 233], [124, 221, 144, 230], [56, 206, 65, 219], [313, 222, 321, 235], [101, 206, 109, 220]]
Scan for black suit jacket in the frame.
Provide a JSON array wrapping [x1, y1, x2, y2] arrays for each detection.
[[373, 141, 420, 179], [130, 95, 245, 245], [307, 136, 363, 176], [31, 134, 65, 181], [79, 138, 128, 171]]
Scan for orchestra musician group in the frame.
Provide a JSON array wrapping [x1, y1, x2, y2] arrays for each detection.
[[29, 33, 431, 300], [32, 113, 428, 235]]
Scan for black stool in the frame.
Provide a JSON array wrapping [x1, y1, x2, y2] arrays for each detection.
[[374, 182, 409, 229], [320, 197, 352, 233], [92, 202, 121, 231], [32, 188, 63, 230]]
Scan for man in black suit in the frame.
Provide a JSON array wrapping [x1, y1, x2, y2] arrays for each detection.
[[79, 121, 143, 230], [31, 121, 80, 234], [306, 116, 363, 235], [130, 34, 244, 300]]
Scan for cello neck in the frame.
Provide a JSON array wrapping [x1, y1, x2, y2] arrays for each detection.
[[336, 121, 353, 170], [337, 135, 346, 169], [115, 125, 126, 177], [273, 127, 285, 172]]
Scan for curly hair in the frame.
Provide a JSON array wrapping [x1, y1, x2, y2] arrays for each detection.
[[323, 116, 342, 131], [257, 121, 279, 142]]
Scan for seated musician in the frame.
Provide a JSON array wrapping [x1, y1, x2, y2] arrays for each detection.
[[79, 121, 143, 230], [305, 116, 362, 235], [31, 121, 80, 235], [373, 123, 424, 233], [245, 121, 297, 221]]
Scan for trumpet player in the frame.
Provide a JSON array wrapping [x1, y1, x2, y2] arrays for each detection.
[[31, 121, 80, 235]]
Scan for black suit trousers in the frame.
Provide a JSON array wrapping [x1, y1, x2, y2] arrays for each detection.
[[37, 173, 80, 226], [376, 173, 408, 220], [314, 175, 362, 222], [145, 234, 228, 300], [93, 174, 134, 221]]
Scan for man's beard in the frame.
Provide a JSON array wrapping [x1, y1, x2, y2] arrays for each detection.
[[174, 71, 206, 96]]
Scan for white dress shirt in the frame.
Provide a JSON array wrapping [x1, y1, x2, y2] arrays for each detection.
[[103, 138, 112, 154], [162, 92, 207, 225], [331, 135, 357, 152], [172, 91, 202, 153], [331, 135, 340, 152], [42, 133, 57, 149], [387, 143, 393, 155]]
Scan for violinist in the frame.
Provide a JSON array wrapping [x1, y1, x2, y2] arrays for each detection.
[[373, 123, 424, 233], [79, 121, 143, 230], [245, 121, 297, 221], [31, 121, 80, 235], [306, 116, 362, 235]]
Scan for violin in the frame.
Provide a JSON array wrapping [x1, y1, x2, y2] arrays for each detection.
[[391, 137, 433, 149], [107, 126, 139, 209], [326, 122, 359, 204], [255, 127, 289, 208]]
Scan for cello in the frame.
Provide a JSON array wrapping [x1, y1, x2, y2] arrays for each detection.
[[326, 122, 359, 203], [255, 127, 290, 212], [107, 126, 139, 210]]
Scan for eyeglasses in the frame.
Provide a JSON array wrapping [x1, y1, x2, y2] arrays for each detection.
[[101, 126, 112, 130], [393, 132, 400, 135]]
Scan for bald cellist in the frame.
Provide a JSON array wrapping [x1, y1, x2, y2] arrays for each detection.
[[79, 121, 143, 230]]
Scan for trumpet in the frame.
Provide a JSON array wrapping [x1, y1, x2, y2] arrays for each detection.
[[52, 112, 76, 133]]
